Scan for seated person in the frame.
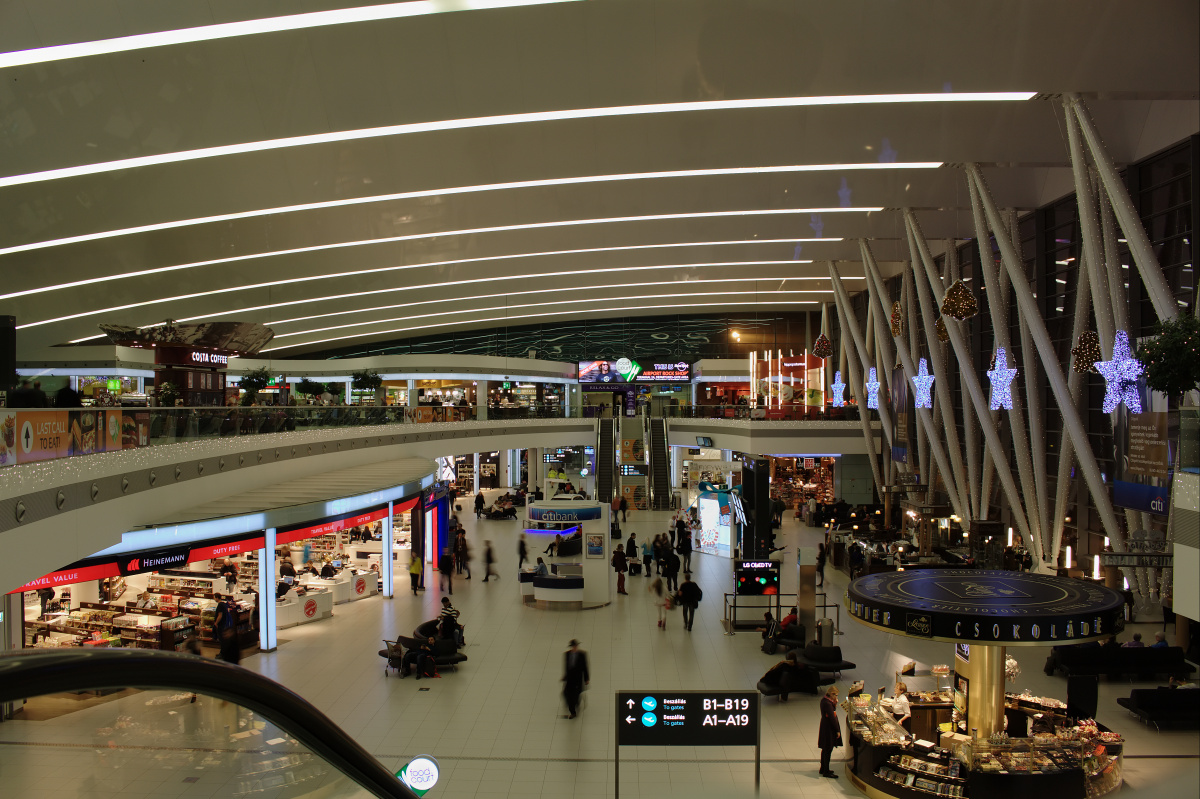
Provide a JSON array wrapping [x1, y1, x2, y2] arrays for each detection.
[[1122, 632, 1146, 647], [439, 597, 464, 646], [279, 559, 297, 579], [759, 653, 799, 702], [534, 557, 549, 576], [1150, 631, 1170, 649], [757, 612, 780, 651], [544, 534, 562, 556], [302, 560, 320, 576], [401, 636, 437, 679], [780, 606, 798, 630], [320, 560, 337, 578]]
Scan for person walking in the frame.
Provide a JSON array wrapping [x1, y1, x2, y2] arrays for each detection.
[[439, 548, 454, 594], [818, 684, 842, 778], [626, 532, 637, 560], [641, 538, 653, 577], [474, 491, 486, 519], [663, 549, 681, 593], [653, 535, 666, 575], [518, 534, 528, 569], [611, 544, 628, 594], [213, 598, 240, 664], [816, 542, 827, 587], [561, 639, 590, 719], [677, 531, 692, 573], [618, 495, 628, 522], [677, 572, 702, 631], [674, 514, 688, 547], [454, 530, 467, 575], [408, 553, 423, 595], [482, 540, 497, 582], [650, 577, 669, 629], [610, 495, 621, 526]]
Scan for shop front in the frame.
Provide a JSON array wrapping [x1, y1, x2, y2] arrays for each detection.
[[842, 569, 1128, 799], [578, 357, 691, 417]]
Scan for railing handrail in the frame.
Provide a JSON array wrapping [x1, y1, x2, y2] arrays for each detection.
[[0, 648, 418, 799]]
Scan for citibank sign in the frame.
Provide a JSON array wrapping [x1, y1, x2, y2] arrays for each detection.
[[528, 506, 603, 522]]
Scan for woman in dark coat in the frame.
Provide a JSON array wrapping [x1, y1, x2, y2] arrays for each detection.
[[817, 684, 842, 778]]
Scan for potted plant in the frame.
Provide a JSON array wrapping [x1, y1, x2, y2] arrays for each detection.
[[351, 369, 384, 406], [238, 367, 273, 406], [157, 380, 180, 407]]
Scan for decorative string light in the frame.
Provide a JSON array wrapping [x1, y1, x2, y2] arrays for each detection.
[[1095, 331, 1143, 413], [1071, 331, 1103, 373], [911, 358, 935, 409], [940, 279, 979, 320], [830, 371, 846, 407], [812, 333, 834, 359], [890, 301, 904, 337], [865, 367, 880, 409], [987, 347, 1018, 410], [934, 316, 950, 343]]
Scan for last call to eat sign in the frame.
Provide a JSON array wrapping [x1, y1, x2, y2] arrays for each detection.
[[616, 691, 758, 747]]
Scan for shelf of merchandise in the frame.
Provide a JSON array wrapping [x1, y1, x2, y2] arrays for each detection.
[[100, 576, 126, 602]]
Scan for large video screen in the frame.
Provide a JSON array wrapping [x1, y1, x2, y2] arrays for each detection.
[[578, 358, 691, 384]]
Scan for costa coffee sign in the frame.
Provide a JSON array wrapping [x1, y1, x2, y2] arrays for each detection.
[[154, 346, 233, 368]]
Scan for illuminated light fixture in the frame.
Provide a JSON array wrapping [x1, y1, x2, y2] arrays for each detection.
[[1104, 536, 1110, 548], [1093, 555, 1102, 580], [1007, 527, 1014, 547], [0, 163, 924, 257], [40, 258, 822, 334], [272, 289, 827, 339], [5, 237, 834, 304], [1123, 577, 1129, 590], [1064, 545, 1073, 569], [911, 358, 935, 409], [829, 372, 846, 407], [732, 330, 741, 339], [987, 347, 1018, 410], [1071, 331, 1103, 373], [940, 279, 979, 320], [1095, 331, 1143, 413], [0, 2, 583, 70], [260, 299, 821, 352], [0, 94, 1037, 188], [865, 367, 880, 409]]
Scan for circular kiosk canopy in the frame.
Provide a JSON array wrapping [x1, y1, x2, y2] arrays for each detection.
[[845, 569, 1124, 646]]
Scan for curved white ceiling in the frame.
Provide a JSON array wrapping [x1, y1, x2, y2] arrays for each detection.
[[1, 0, 1196, 356]]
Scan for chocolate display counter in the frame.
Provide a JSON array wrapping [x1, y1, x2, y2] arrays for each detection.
[[843, 570, 1127, 799]]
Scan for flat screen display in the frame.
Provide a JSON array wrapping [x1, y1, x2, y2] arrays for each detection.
[[734, 560, 780, 596], [578, 358, 691, 384], [696, 436, 713, 447]]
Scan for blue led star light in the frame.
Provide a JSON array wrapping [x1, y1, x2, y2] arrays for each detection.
[[1095, 331, 1143, 413], [830, 371, 846, 407], [865, 367, 880, 409], [987, 347, 1018, 410], [911, 358, 935, 409]]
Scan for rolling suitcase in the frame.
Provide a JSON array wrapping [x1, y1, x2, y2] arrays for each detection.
[[816, 618, 835, 647], [628, 561, 642, 576]]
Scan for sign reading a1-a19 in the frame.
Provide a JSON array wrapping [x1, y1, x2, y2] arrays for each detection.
[[616, 691, 758, 746]]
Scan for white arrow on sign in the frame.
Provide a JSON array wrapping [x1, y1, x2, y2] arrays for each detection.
[[626, 699, 635, 708], [625, 716, 635, 724]]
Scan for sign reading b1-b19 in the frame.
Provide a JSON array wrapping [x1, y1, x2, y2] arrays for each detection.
[[616, 691, 758, 747]]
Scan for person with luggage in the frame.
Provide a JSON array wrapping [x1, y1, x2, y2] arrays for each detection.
[[401, 636, 437, 679], [676, 573, 702, 631], [611, 544, 628, 594]]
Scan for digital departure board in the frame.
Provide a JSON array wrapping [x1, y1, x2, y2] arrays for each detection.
[[616, 691, 759, 746]]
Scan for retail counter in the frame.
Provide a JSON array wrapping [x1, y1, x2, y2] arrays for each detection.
[[845, 695, 1123, 799], [276, 589, 334, 628], [299, 571, 377, 604]]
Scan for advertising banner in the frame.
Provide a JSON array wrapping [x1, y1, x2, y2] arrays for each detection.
[[620, 438, 645, 462], [277, 505, 392, 546], [578, 358, 690, 384], [1113, 338, 1173, 515], [891, 366, 910, 464], [121, 410, 150, 449], [15, 411, 70, 464], [0, 411, 14, 467]]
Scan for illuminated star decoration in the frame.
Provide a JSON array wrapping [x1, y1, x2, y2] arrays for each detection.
[[865, 367, 880, 409], [830, 371, 847, 407], [911, 358, 935, 409], [987, 347, 1018, 410], [1095, 331, 1143, 413]]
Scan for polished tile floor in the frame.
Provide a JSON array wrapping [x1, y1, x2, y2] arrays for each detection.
[[2, 490, 1197, 798]]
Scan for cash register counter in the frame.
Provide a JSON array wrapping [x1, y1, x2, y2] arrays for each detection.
[[276, 588, 334, 628], [845, 694, 1123, 799], [299, 571, 377, 604], [518, 564, 583, 610]]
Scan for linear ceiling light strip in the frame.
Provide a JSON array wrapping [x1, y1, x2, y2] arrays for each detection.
[[273, 289, 832, 338], [31, 258, 815, 332], [0, 162, 932, 258], [262, 299, 823, 353], [0, 1, 583, 70], [6, 206, 867, 305], [0, 93, 1034, 189]]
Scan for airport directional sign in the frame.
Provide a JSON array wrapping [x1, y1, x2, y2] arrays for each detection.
[[616, 690, 758, 747]]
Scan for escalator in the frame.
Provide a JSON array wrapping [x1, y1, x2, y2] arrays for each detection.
[[648, 418, 671, 510], [597, 418, 616, 503], [0, 649, 421, 798]]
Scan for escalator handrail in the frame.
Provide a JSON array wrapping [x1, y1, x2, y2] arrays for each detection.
[[0, 648, 419, 799]]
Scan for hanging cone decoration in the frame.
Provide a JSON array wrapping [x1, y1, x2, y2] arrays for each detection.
[[934, 316, 950, 343], [940, 279, 979, 320], [1071, 330, 1103, 373], [812, 333, 834, 359], [890, 301, 904, 337]]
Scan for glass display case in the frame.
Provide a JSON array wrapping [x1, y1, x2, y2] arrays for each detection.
[[847, 696, 912, 746], [959, 736, 1084, 775]]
